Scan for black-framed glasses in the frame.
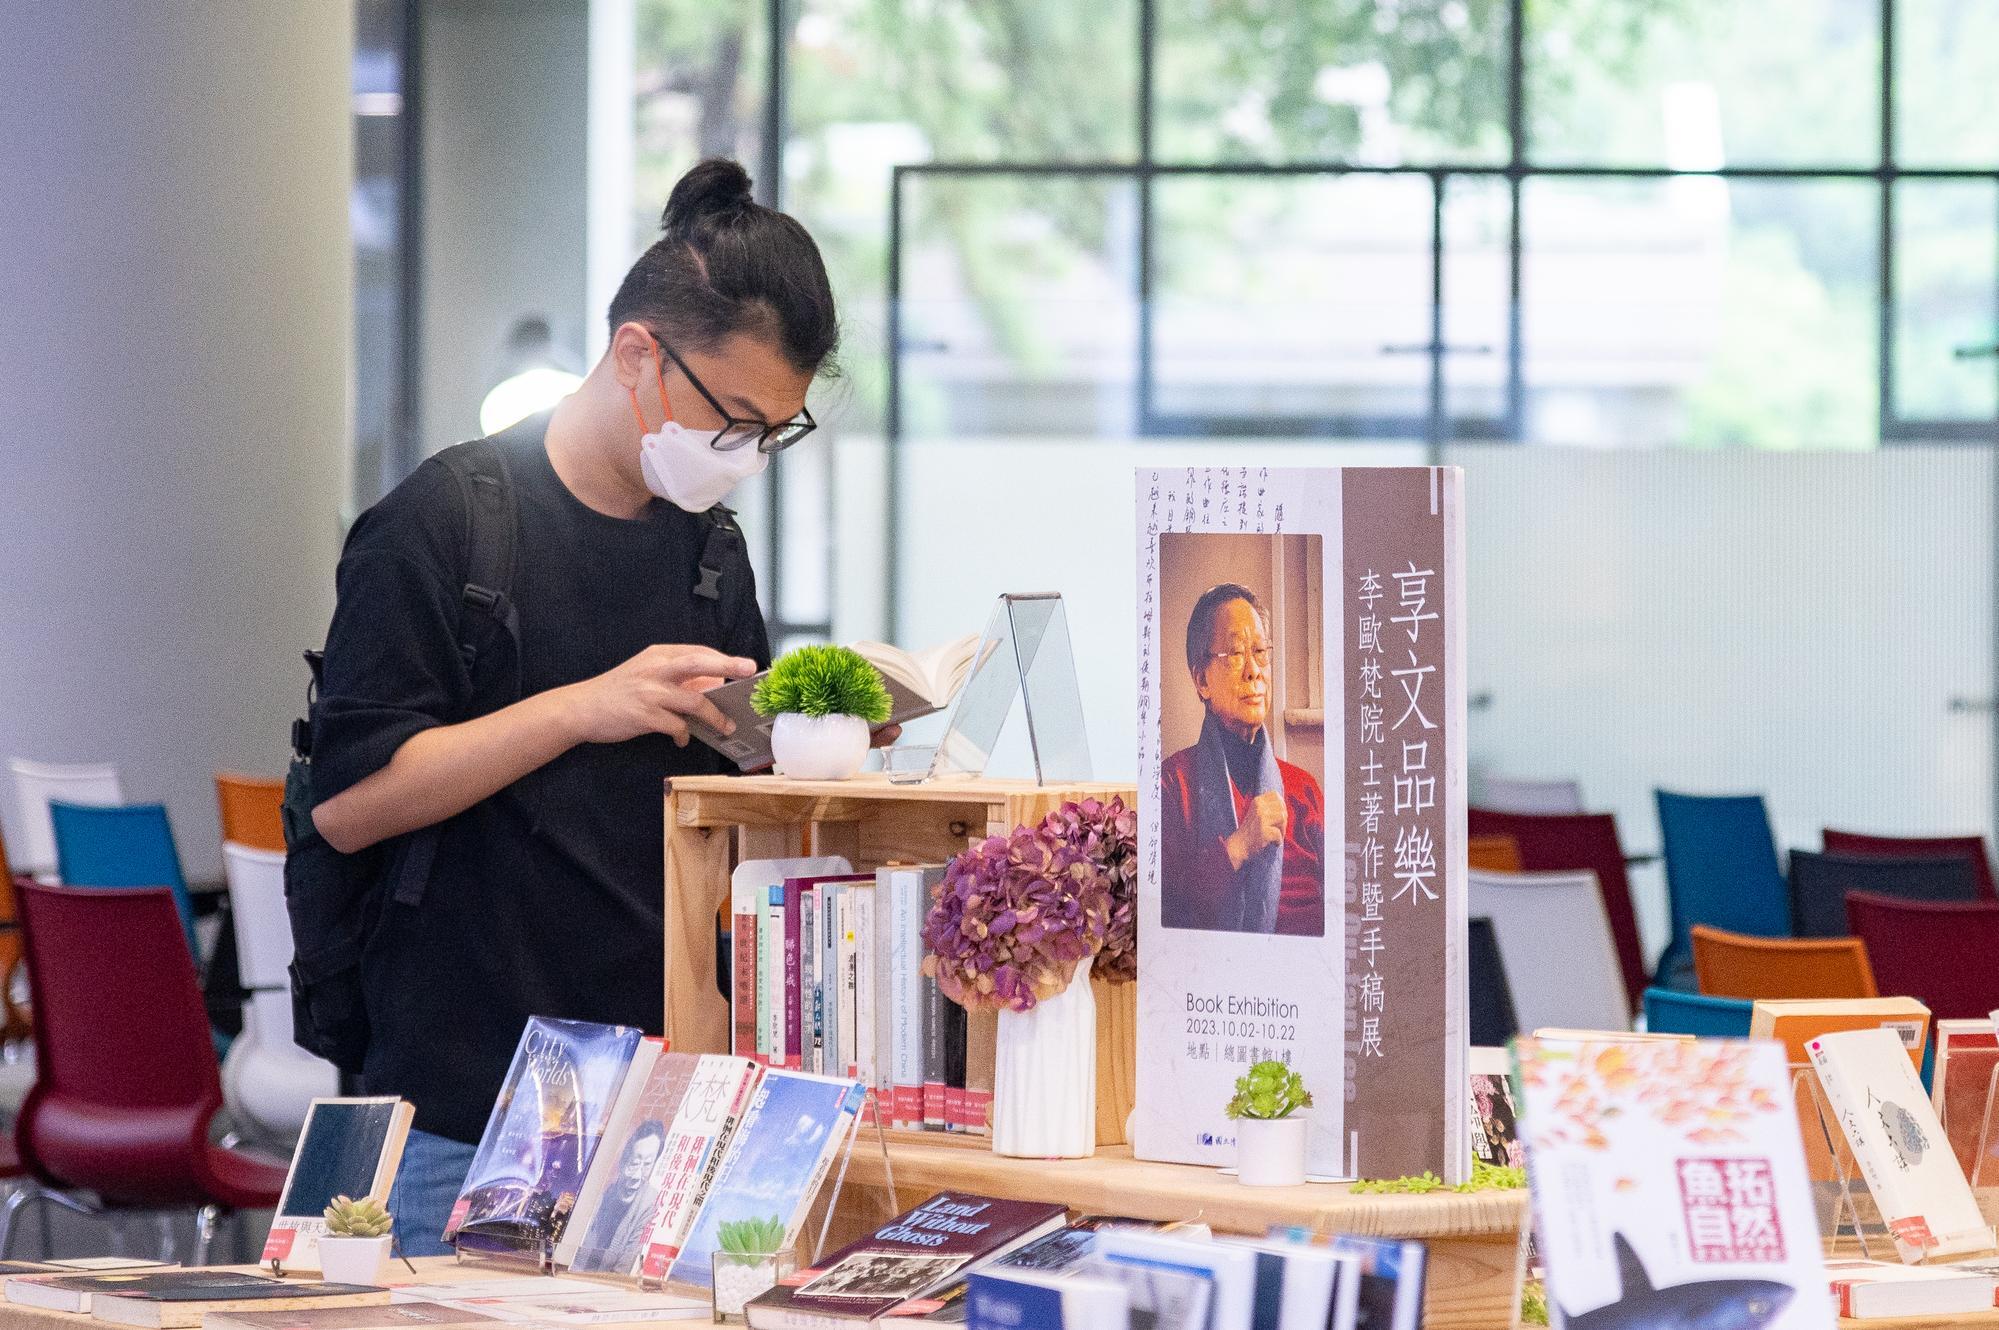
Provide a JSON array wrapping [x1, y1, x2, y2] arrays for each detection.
[[654, 340, 815, 454]]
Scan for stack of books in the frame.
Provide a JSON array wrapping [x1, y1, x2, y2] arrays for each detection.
[[729, 858, 992, 1137]]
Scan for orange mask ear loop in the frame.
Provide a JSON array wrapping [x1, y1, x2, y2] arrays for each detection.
[[628, 342, 678, 434]]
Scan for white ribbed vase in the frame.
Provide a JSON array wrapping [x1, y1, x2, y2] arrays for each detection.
[[992, 960, 1097, 1158]]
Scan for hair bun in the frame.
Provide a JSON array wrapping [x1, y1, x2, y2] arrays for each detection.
[[662, 159, 755, 236]]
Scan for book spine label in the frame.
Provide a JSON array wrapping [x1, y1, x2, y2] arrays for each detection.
[[731, 906, 758, 1061], [763, 888, 783, 1067], [783, 885, 803, 1071], [923, 977, 947, 1131], [800, 888, 820, 1076]]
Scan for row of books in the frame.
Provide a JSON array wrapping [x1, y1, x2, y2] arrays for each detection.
[[440, 1017, 866, 1293], [729, 857, 994, 1135], [740, 1189, 1426, 1330], [1508, 999, 1999, 1323]]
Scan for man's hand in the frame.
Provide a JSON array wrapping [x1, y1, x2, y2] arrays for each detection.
[[1223, 790, 1288, 870], [560, 645, 758, 746]]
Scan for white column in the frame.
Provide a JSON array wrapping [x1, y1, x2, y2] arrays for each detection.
[[0, 2, 353, 876]]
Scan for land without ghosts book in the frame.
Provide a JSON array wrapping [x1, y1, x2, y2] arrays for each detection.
[[1515, 1036, 1833, 1330], [444, 1017, 643, 1256], [743, 1192, 1067, 1327]]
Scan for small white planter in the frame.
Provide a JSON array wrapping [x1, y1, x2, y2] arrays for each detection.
[[769, 712, 870, 780], [316, 1234, 391, 1285], [1235, 1114, 1308, 1187]]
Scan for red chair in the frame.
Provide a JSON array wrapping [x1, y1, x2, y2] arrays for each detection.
[[1468, 807, 1648, 1014], [15, 882, 287, 1261], [1845, 890, 1999, 1021], [1823, 828, 1998, 901]]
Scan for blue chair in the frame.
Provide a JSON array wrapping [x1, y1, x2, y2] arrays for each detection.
[[48, 801, 199, 956], [1642, 986, 1752, 1038], [1654, 790, 1790, 990]]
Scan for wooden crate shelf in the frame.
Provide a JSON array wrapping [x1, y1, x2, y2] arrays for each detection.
[[661, 772, 1139, 1145]]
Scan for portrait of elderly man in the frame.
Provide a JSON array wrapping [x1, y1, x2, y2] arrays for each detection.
[[1160, 582, 1326, 935]]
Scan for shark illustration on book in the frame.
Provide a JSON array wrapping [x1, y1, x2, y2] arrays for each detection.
[[1560, 1234, 1795, 1330]]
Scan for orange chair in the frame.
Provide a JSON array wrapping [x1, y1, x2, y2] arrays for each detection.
[[213, 773, 285, 853], [1690, 924, 1877, 1001], [1468, 834, 1523, 873]]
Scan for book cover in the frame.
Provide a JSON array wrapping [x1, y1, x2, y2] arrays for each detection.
[[431, 1290, 708, 1324], [782, 883, 803, 1071], [963, 1270, 1129, 1330], [1808, 1027, 1992, 1263], [1134, 467, 1469, 1183], [880, 865, 939, 1131], [1516, 1037, 1830, 1330], [83, 1275, 387, 1330], [636, 1054, 764, 1281], [852, 888, 877, 1091], [763, 886, 783, 1068], [1079, 1252, 1213, 1330], [942, 998, 968, 1133], [963, 1008, 996, 1137], [444, 1016, 643, 1254], [800, 887, 820, 1076], [667, 1070, 866, 1291], [820, 886, 843, 1083], [208, 1307, 509, 1330], [1749, 998, 1931, 1069], [746, 1192, 1066, 1326], [562, 1046, 706, 1274], [1468, 1047, 1522, 1171], [1931, 1019, 1999, 1184], [732, 859, 852, 1064], [1094, 1231, 1257, 1330], [261, 1097, 415, 1272], [1325, 1235, 1425, 1330], [386, 1279, 602, 1306], [835, 888, 858, 1078], [1824, 1259, 1998, 1318], [918, 1216, 1182, 1325]]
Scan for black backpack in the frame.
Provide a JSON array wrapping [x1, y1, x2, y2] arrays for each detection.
[[282, 435, 750, 1075]]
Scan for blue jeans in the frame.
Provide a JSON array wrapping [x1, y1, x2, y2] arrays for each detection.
[[389, 1128, 477, 1257]]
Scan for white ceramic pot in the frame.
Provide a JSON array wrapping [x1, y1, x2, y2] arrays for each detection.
[[316, 1234, 391, 1285], [1235, 1114, 1308, 1187], [769, 713, 870, 780], [992, 960, 1097, 1159]]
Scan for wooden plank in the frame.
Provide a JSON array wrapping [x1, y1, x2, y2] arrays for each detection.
[[737, 824, 796, 860], [670, 772, 1133, 803], [809, 819, 861, 866], [664, 794, 734, 1055], [1421, 1233, 1524, 1330], [677, 789, 878, 827], [1095, 974, 1138, 1147], [859, 801, 990, 868]]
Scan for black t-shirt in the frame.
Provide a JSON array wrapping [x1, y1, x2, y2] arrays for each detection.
[[311, 413, 769, 1143]]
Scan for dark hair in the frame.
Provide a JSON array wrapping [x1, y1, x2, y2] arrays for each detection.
[[628, 1119, 667, 1152], [1185, 583, 1267, 674], [607, 159, 838, 375]]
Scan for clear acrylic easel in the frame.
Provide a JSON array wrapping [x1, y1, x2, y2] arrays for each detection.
[[1961, 1062, 1999, 1230], [633, 1084, 901, 1296], [1794, 1064, 1888, 1261], [885, 592, 1091, 787]]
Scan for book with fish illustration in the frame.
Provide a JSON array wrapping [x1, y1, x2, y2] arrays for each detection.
[[1515, 1036, 1832, 1330], [1807, 1027, 1994, 1263]]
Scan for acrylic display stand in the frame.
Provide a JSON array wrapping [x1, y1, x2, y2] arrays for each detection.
[[1795, 1064, 1889, 1260], [1963, 1062, 1999, 1222], [884, 592, 1091, 787]]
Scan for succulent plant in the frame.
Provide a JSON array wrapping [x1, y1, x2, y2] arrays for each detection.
[[1225, 1060, 1313, 1121], [716, 1215, 787, 1264], [750, 645, 892, 723], [323, 1195, 393, 1238]]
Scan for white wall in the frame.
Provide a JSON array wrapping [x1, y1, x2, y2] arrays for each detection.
[[847, 436, 1992, 959], [419, 0, 591, 452], [0, 3, 353, 878]]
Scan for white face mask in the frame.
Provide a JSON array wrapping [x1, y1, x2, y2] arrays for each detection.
[[638, 419, 768, 512], [629, 343, 771, 512]]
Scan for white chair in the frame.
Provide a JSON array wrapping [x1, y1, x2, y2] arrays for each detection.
[[1475, 773, 1585, 815], [218, 843, 337, 1148], [1467, 867, 1629, 1035], [8, 758, 123, 881]]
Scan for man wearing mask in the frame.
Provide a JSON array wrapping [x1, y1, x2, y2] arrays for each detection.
[[308, 160, 861, 1252]]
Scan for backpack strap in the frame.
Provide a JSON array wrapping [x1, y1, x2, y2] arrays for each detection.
[[388, 439, 523, 910], [697, 503, 752, 646]]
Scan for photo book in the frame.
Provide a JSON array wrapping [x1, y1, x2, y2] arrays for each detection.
[[260, 1097, 414, 1273], [444, 1016, 644, 1257], [1133, 466, 1468, 1183], [558, 1042, 702, 1275]]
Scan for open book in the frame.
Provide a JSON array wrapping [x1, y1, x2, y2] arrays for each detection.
[[688, 634, 982, 772]]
